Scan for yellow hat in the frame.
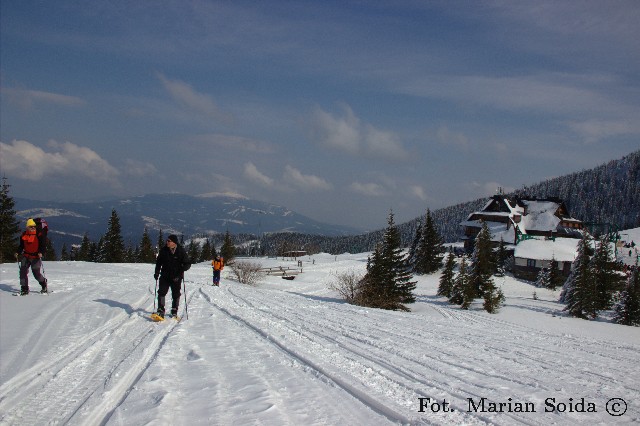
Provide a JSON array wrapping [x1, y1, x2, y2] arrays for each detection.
[[26, 218, 36, 227]]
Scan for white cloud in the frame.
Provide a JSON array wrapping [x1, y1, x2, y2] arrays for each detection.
[[2, 87, 85, 110], [283, 165, 332, 191], [348, 181, 388, 197], [436, 125, 470, 151], [157, 73, 231, 124], [567, 119, 640, 144], [309, 104, 409, 161], [408, 185, 428, 201], [123, 159, 158, 177], [190, 134, 274, 153], [0, 140, 119, 184], [243, 162, 275, 188]]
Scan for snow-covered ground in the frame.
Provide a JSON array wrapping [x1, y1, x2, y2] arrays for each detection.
[[1, 250, 639, 425]]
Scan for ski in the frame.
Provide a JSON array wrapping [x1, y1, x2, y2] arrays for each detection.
[[12, 290, 52, 296], [150, 313, 165, 322], [150, 313, 181, 322]]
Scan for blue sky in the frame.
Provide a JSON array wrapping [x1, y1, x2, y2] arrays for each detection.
[[1, 1, 639, 230]]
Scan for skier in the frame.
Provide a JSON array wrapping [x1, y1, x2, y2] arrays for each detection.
[[212, 254, 224, 286], [15, 218, 48, 295], [154, 234, 191, 318]]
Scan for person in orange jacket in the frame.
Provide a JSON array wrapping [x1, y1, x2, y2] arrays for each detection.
[[15, 218, 48, 295], [212, 254, 224, 286]]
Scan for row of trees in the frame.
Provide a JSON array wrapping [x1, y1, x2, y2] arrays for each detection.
[[436, 222, 505, 313], [63, 209, 237, 264]]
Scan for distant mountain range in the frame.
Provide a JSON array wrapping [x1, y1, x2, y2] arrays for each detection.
[[14, 150, 640, 256], [14, 192, 362, 252]]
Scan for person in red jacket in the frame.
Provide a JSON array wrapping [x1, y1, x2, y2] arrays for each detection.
[[15, 218, 48, 295]]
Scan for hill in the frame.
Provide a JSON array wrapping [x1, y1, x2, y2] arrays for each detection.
[[258, 150, 640, 254], [14, 192, 362, 253]]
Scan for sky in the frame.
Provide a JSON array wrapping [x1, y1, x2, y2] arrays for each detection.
[[1, 1, 639, 231]]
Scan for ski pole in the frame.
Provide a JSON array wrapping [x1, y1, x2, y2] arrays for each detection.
[[182, 274, 189, 320], [154, 277, 158, 312]]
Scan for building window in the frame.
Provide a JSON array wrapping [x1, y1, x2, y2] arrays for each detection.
[[527, 259, 536, 267]]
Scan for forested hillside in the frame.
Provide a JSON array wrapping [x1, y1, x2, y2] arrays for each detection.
[[256, 150, 640, 255]]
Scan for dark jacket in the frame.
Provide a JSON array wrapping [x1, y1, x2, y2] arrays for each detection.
[[155, 245, 191, 281]]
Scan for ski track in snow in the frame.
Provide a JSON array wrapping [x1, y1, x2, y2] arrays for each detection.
[[1, 257, 639, 425]]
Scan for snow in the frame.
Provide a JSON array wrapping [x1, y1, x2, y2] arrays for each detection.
[[1, 253, 639, 425], [514, 238, 579, 262]]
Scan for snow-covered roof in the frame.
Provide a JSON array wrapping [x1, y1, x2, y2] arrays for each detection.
[[519, 201, 561, 232], [513, 238, 579, 262]]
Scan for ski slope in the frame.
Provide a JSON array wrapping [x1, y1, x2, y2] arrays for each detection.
[[1, 253, 639, 425]]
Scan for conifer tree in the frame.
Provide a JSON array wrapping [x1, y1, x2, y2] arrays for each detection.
[[470, 221, 495, 297], [199, 238, 214, 262], [220, 230, 236, 263], [613, 264, 640, 326], [360, 211, 416, 311], [0, 177, 20, 263], [60, 243, 70, 261], [359, 243, 388, 308], [413, 209, 444, 274], [496, 237, 508, 273], [45, 239, 56, 260], [138, 227, 156, 263], [187, 239, 200, 263], [449, 256, 466, 305], [482, 273, 505, 313], [102, 209, 125, 263], [561, 232, 597, 319], [157, 229, 164, 254], [591, 235, 623, 310], [547, 256, 562, 290], [407, 219, 422, 268], [77, 233, 92, 261], [536, 268, 550, 289], [437, 252, 456, 298]]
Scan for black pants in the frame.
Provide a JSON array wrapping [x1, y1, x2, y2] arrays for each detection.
[[157, 276, 181, 314]]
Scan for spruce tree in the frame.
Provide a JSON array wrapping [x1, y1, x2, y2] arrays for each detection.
[[60, 243, 70, 261], [199, 238, 213, 262], [77, 233, 92, 261], [414, 209, 444, 274], [448, 256, 465, 305], [0, 177, 20, 263], [536, 268, 550, 289], [187, 239, 200, 263], [496, 237, 508, 274], [613, 264, 640, 326], [220, 230, 236, 263], [360, 211, 416, 311], [437, 252, 456, 298], [591, 235, 623, 310], [157, 229, 164, 253], [138, 227, 156, 263], [102, 209, 125, 263], [482, 274, 505, 314], [45, 238, 56, 260], [381, 210, 416, 308], [470, 221, 495, 297], [561, 232, 598, 319], [547, 256, 562, 290]]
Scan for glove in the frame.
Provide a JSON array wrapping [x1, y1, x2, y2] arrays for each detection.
[[154, 273, 159, 280]]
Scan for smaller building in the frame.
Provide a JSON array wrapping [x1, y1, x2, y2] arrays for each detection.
[[512, 238, 578, 281]]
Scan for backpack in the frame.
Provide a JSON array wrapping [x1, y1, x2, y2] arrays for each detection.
[[35, 217, 49, 247]]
